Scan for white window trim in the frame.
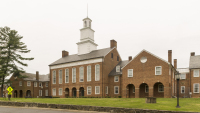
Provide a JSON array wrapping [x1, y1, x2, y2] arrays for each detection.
[[19, 81, 22, 86], [114, 76, 119, 82], [72, 68, 76, 83], [181, 86, 185, 93], [114, 86, 119, 94], [193, 69, 199, 77], [116, 65, 120, 72], [155, 66, 162, 75], [39, 90, 42, 96], [45, 82, 48, 87], [34, 82, 37, 87], [59, 70, 63, 84], [39, 82, 42, 87], [193, 83, 199, 93], [127, 69, 133, 77], [145, 85, 149, 93], [158, 84, 164, 92], [87, 65, 91, 82], [45, 90, 48, 96], [52, 88, 56, 96], [95, 86, 100, 94], [65, 68, 69, 83], [180, 73, 186, 80], [95, 64, 100, 81], [79, 66, 84, 82], [87, 86, 92, 95], [105, 86, 108, 94], [59, 88, 63, 95], [52, 70, 56, 84], [27, 81, 31, 86]]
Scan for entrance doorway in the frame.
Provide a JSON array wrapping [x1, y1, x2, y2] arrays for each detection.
[[79, 87, 84, 97]]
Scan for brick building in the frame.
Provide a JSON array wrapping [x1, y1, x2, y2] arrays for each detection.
[[9, 71, 49, 98], [49, 17, 200, 98]]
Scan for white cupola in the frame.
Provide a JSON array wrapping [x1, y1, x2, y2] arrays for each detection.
[[77, 17, 98, 55]]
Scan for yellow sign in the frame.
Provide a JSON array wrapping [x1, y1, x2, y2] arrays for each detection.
[[8, 92, 12, 95], [7, 86, 13, 93]]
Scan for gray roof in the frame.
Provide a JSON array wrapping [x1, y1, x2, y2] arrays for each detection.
[[109, 60, 129, 76], [177, 68, 189, 73], [49, 47, 114, 66], [22, 73, 49, 81], [189, 55, 200, 69]]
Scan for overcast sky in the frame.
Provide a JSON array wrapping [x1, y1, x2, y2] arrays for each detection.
[[1, 0, 200, 78]]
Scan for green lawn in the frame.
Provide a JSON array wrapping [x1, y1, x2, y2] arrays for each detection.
[[0, 98, 200, 112]]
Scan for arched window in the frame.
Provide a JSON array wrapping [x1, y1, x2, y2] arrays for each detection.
[[89, 21, 91, 28], [95, 64, 100, 81], [84, 21, 87, 27]]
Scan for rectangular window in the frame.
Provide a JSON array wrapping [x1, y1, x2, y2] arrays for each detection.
[[65, 69, 69, 83], [39, 82, 42, 87], [158, 84, 164, 92], [72, 68, 76, 83], [95, 86, 100, 94], [95, 64, 100, 81], [79, 67, 84, 82], [45, 90, 48, 96], [52, 70, 56, 84], [19, 81, 22, 86], [111, 53, 113, 58], [34, 82, 37, 87], [145, 85, 149, 93], [155, 66, 162, 75], [117, 56, 119, 61], [59, 88, 63, 95], [59, 70, 62, 84], [193, 83, 199, 93], [116, 65, 120, 72], [105, 86, 108, 94], [193, 70, 199, 77], [133, 86, 135, 93], [87, 86, 92, 95], [127, 69, 133, 77], [87, 65, 91, 81], [27, 81, 31, 86], [181, 86, 185, 93], [180, 73, 186, 79], [114, 76, 119, 82], [52, 88, 56, 96], [114, 86, 119, 94], [39, 90, 42, 96], [45, 82, 48, 87]]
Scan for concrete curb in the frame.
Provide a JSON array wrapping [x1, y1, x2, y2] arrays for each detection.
[[0, 101, 199, 113]]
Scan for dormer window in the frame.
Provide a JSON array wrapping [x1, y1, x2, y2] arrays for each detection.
[[116, 65, 120, 72]]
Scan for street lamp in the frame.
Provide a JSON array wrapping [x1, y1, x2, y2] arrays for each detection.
[[175, 71, 181, 108]]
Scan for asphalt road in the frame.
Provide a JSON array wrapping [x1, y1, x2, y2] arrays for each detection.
[[0, 106, 109, 113]]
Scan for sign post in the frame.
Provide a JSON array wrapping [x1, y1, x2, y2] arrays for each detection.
[[7, 86, 13, 101]]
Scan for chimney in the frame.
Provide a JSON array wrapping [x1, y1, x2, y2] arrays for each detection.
[[36, 71, 39, 81], [62, 50, 69, 57], [191, 52, 195, 56], [168, 50, 172, 64], [110, 40, 117, 48], [129, 56, 132, 61], [174, 59, 177, 69]]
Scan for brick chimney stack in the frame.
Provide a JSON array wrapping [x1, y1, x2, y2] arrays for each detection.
[[191, 52, 195, 56], [174, 59, 177, 69], [36, 71, 39, 81], [129, 56, 132, 61], [168, 50, 172, 64], [110, 40, 117, 48], [62, 50, 69, 58]]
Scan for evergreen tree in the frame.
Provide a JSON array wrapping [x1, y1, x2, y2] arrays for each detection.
[[0, 26, 34, 97]]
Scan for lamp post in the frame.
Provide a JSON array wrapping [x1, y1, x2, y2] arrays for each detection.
[[175, 71, 181, 108]]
